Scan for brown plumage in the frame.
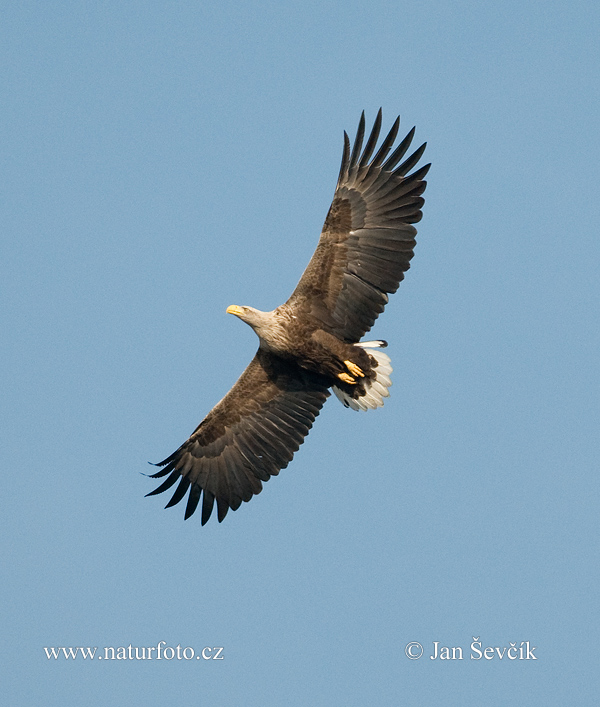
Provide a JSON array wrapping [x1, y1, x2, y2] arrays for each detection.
[[148, 110, 430, 524]]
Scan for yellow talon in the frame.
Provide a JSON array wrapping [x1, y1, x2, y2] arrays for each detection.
[[344, 360, 364, 378], [337, 372, 357, 385]]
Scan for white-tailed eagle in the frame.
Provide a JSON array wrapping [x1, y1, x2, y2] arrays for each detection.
[[148, 110, 429, 524]]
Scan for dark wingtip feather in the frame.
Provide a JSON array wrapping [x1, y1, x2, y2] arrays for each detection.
[[153, 450, 179, 467], [147, 459, 178, 479], [382, 126, 415, 171], [336, 131, 351, 187], [184, 484, 201, 520], [164, 476, 191, 508], [143, 462, 164, 478], [217, 496, 230, 522], [201, 490, 215, 525], [358, 108, 383, 169], [408, 162, 431, 181], [146, 469, 181, 497], [371, 116, 400, 168], [348, 111, 366, 171], [394, 142, 427, 177]]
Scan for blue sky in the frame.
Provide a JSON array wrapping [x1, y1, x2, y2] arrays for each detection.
[[2, 1, 599, 704]]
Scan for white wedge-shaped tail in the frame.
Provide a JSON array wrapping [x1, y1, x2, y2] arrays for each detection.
[[332, 340, 392, 411]]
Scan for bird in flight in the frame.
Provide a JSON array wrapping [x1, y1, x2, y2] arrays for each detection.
[[148, 110, 429, 524]]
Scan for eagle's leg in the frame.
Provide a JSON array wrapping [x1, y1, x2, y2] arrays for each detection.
[[337, 372, 357, 385], [344, 360, 365, 378]]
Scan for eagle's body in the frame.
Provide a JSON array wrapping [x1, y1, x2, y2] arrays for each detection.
[[148, 110, 429, 524], [230, 304, 374, 382]]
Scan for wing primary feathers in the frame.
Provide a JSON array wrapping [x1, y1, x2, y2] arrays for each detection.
[[153, 449, 179, 468], [184, 483, 201, 519], [165, 476, 191, 508], [146, 469, 181, 496], [147, 459, 177, 478], [348, 111, 366, 172], [393, 143, 427, 177], [201, 490, 215, 526], [336, 132, 351, 187], [216, 495, 229, 523], [358, 108, 382, 169], [147, 467, 172, 480], [370, 116, 400, 169], [401, 162, 431, 186], [382, 126, 415, 171]]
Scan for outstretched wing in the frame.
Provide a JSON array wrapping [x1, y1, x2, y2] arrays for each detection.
[[148, 350, 330, 525], [287, 109, 430, 342]]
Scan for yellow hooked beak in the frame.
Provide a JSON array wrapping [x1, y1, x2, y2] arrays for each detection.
[[226, 305, 244, 317]]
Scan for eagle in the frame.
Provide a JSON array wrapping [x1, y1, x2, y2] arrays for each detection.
[[148, 110, 429, 524]]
